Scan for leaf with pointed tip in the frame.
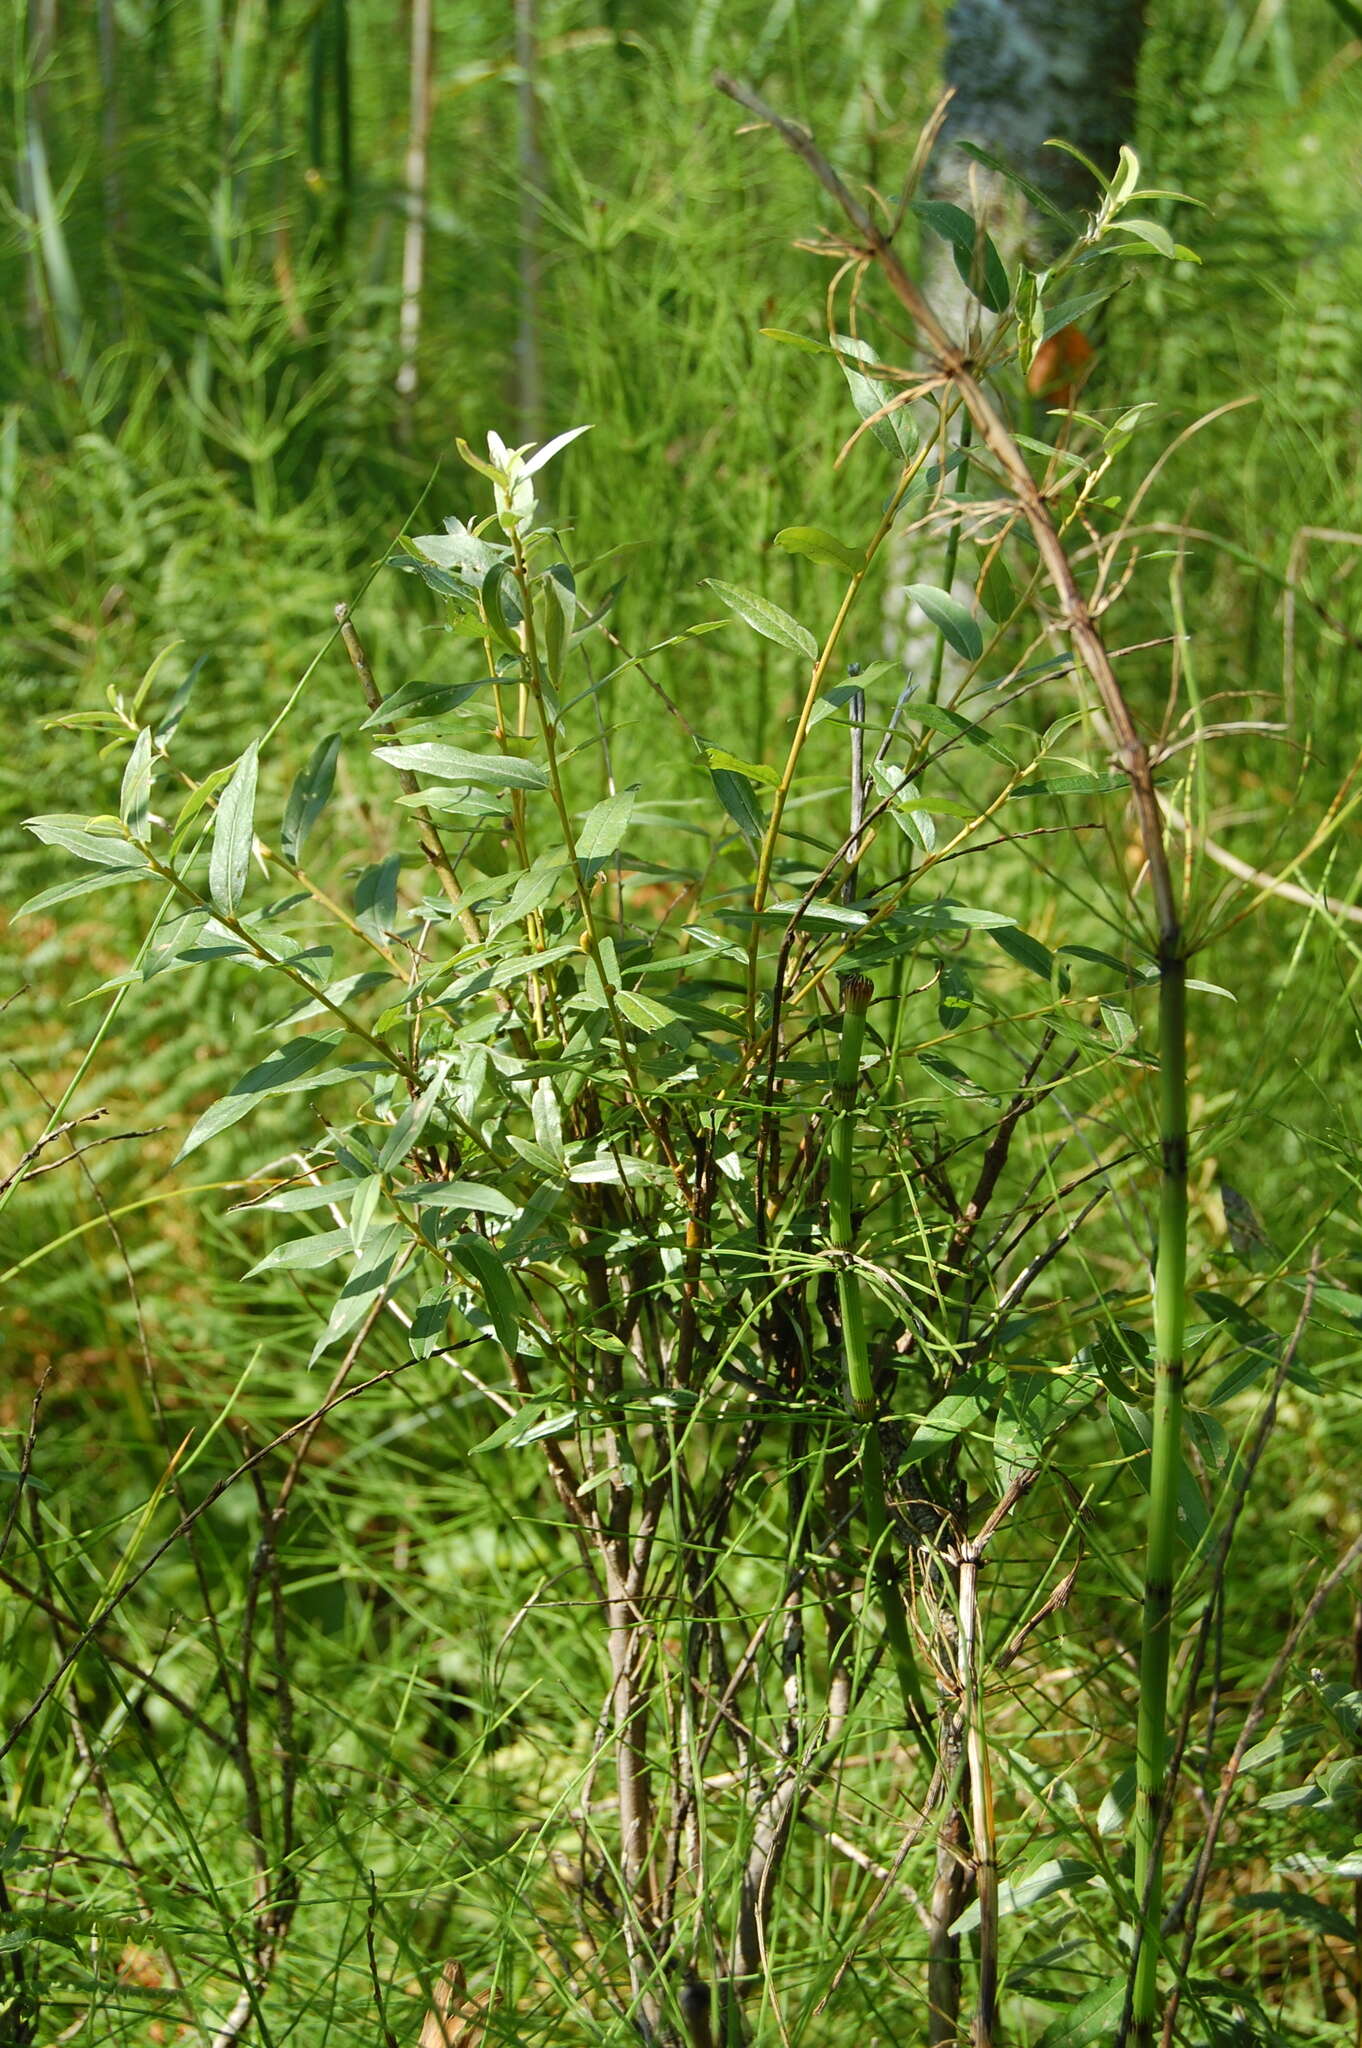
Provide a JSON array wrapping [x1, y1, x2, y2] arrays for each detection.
[[25, 816, 149, 870], [709, 768, 766, 850], [951, 1857, 1098, 1937], [177, 1034, 350, 1160], [119, 729, 154, 838], [281, 733, 341, 864], [17, 867, 150, 919], [209, 742, 259, 915], [373, 742, 547, 791], [450, 1235, 520, 1353], [832, 333, 917, 458], [575, 788, 638, 864], [905, 583, 984, 662], [774, 526, 863, 574], [912, 200, 1010, 313], [522, 422, 593, 477], [702, 580, 817, 661]]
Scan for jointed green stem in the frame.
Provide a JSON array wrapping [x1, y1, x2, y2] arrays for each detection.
[[1131, 940, 1188, 2039], [829, 974, 933, 1758]]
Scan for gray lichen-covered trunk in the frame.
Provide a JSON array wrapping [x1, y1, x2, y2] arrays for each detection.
[[928, 0, 1148, 334], [939, 0, 1147, 212], [883, 0, 1149, 657]]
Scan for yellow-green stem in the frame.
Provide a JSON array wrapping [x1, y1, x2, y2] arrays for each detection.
[[745, 446, 932, 1029], [828, 974, 932, 1757], [1131, 941, 1188, 2041]]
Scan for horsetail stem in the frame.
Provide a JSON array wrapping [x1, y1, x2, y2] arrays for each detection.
[[1130, 939, 1189, 2037], [831, 974, 933, 1754]]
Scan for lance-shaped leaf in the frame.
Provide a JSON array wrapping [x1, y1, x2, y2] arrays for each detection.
[[25, 816, 150, 871], [209, 741, 259, 915], [450, 1234, 521, 1354], [119, 729, 154, 839], [832, 333, 917, 458], [701, 579, 818, 661], [373, 742, 548, 791], [904, 583, 984, 662], [177, 1034, 350, 1160], [281, 733, 341, 864], [774, 526, 863, 574]]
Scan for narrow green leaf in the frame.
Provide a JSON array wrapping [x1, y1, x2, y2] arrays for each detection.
[[309, 1232, 407, 1363], [832, 332, 917, 458], [450, 1234, 520, 1353], [987, 925, 1055, 981], [1010, 771, 1127, 798], [360, 680, 490, 729], [17, 868, 149, 919], [710, 767, 766, 848], [176, 1034, 347, 1160], [354, 853, 402, 942], [616, 989, 680, 1033], [1035, 1978, 1125, 2048], [281, 733, 341, 863], [955, 140, 1075, 228], [701, 579, 818, 661], [774, 526, 863, 574], [377, 1062, 449, 1173], [521, 421, 593, 477], [237, 1177, 367, 1214], [1111, 217, 1178, 259], [531, 1078, 564, 1164], [951, 1857, 1097, 1936], [395, 1180, 519, 1219], [905, 584, 984, 662], [912, 200, 1010, 313], [576, 788, 637, 864], [758, 326, 830, 354], [701, 746, 779, 788], [1099, 1000, 1136, 1052], [119, 729, 154, 839], [1237, 1892, 1354, 1943], [409, 1288, 452, 1360], [373, 742, 548, 791], [903, 1390, 986, 1463], [488, 855, 565, 936], [209, 741, 259, 916], [246, 1226, 355, 1277], [25, 817, 149, 871], [872, 764, 936, 851]]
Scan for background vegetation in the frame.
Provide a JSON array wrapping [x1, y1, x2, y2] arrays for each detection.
[[3, 2, 1362, 2044]]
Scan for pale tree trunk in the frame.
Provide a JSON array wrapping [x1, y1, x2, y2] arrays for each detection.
[[396, 0, 435, 426], [886, 0, 1148, 658], [515, 0, 544, 445], [932, 0, 1148, 332], [939, 0, 1147, 205]]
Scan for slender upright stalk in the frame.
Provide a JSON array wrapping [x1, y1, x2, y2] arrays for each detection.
[[828, 974, 932, 1756], [960, 1541, 997, 2048], [514, 0, 543, 444], [926, 414, 972, 707], [1131, 941, 1187, 2039], [396, 0, 434, 421]]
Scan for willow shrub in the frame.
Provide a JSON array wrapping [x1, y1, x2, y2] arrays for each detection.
[[13, 133, 1339, 2048]]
